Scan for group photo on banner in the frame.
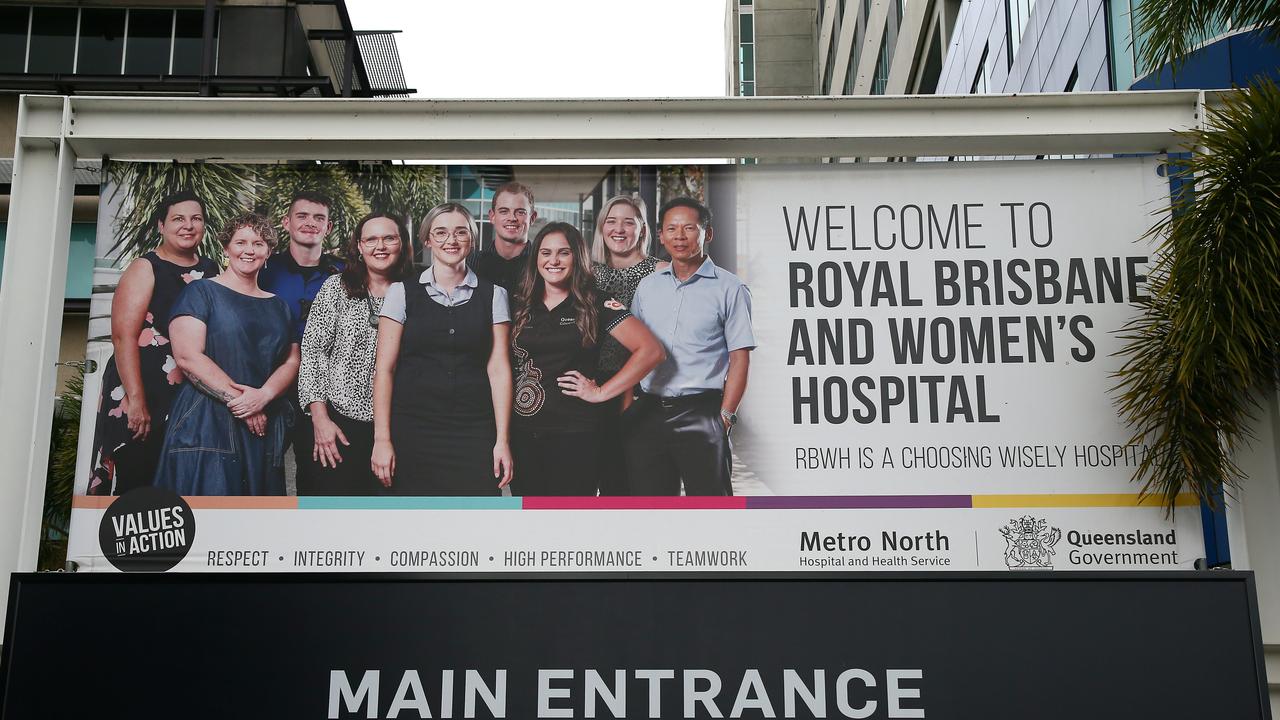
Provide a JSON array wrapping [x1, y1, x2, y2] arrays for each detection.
[[83, 162, 753, 499], [65, 157, 1209, 574]]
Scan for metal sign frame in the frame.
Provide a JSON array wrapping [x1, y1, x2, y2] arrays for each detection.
[[0, 89, 1231, 623]]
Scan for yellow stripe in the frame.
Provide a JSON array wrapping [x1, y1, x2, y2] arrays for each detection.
[[972, 493, 1198, 508]]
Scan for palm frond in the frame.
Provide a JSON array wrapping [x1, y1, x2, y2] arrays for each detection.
[[1114, 80, 1280, 510], [1135, 0, 1280, 76], [257, 164, 369, 252], [40, 366, 84, 571], [105, 162, 258, 265]]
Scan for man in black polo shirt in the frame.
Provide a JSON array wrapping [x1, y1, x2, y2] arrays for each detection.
[[469, 181, 538, 291], [259, 190, 343, 494]]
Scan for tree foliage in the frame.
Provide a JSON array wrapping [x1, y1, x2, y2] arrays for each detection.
[[40, 366, 84, 571], [1115, 80, 1280, 508], [1135, 0, 1280, 75], [105, 162, 446, 261], [105, 161, 256, 264]]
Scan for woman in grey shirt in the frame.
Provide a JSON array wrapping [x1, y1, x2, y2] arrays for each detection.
[[297, 212, 415, 495]]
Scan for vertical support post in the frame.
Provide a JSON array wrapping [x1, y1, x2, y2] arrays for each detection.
[[200, 0, 217, 97], [342, 36, 355, 98], [0, 96, 76, 619]]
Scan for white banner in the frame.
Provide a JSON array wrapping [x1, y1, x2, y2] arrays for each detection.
[[70, 157, 1202, 572]]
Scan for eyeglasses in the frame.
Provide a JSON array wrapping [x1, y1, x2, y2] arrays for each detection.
[[430, 228, 473, 244], [359, 235, 402, 248]]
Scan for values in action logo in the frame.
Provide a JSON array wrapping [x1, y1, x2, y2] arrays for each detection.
[[97, 486, 195, 572], [999, 515, 1062, 570]]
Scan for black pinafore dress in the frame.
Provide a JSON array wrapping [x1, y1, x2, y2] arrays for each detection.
[[389, 278, 499, 496]]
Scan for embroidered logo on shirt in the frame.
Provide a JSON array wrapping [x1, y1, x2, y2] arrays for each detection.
[[559, 317, 576, 326], [603, 299, 626, 311]]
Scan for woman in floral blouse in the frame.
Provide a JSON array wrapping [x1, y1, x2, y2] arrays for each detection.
[[88, 190, 221, 495], [297, 212, 415, 495]]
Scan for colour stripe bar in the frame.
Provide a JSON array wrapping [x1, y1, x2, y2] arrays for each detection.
[[972, 493, 1199, 508], [298, 496, 521, 510], [187, 497, 298, 509], [522, 496, 748, 510], [748, 495, 972, 509], [73, 496, 299, 509]]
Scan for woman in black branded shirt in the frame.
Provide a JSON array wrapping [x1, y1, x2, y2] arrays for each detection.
[[509, 222, 664, 496]]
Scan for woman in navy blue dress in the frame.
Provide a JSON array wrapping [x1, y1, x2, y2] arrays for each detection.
[[154, 213, 299, 496]]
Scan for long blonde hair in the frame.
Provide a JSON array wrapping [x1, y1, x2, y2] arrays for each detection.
[[590, 195, 650, 265]]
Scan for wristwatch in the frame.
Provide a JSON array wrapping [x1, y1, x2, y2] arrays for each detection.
[[720, 409, 738, 428]]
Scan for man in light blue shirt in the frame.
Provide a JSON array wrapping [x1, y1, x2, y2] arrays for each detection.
[[626, 197, 755, 495]]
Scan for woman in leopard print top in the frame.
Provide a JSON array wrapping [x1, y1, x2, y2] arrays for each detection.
[[297, 212, 415, 495]]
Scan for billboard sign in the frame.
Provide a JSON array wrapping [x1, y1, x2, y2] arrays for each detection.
[[67, 157, 1201, 572]]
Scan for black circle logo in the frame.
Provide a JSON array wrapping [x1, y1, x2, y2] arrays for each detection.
[[98, 487, 195, 572]]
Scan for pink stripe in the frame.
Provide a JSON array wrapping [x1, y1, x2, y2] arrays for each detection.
[[523, 496, 748, 510]]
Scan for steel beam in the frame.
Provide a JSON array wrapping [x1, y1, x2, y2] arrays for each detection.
[[0, 96, 77, 621], [52, 90, 1208, 161], [0, 88, 1223, 627]]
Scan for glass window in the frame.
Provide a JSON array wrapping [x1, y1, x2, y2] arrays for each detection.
[[1005, 0, 1036, 69], [971, 43, 990, 93], [0, 7, 29, 73], [741, 81, 755, 96], [740, 13, 753, 43], [739, 44, 754, 82], [125, 9, 174, 75], [171, 9, 207, 75], [77, 9, 126, 74], [871, 28, 890, 94], [28, 7, 78, 74]]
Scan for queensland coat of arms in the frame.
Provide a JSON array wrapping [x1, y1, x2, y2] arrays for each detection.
[[999, 515, 1062, 569]]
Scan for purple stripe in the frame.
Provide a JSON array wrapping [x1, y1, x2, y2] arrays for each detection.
[[746, 495, 973, 509]]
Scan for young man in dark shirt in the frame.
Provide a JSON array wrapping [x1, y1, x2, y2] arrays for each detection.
[[258, 190, 343, 494], [469, 181, 538, 291]]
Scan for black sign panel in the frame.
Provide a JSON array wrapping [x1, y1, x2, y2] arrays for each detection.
[[1, 573, 1269, 719]]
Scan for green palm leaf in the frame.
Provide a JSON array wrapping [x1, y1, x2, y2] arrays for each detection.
[[1114, 80, 1280, 509], [104, 161, 257, 265]]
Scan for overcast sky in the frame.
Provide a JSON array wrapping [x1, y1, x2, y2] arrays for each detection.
[[346, 0, 729, 99]]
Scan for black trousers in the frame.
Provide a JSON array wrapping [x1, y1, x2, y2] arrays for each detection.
[[596, 398, 628, 496], [302, 407, 386, 496], [286, 393, 317, 495], [623, 392, 732, 496], [510, 429, 601, 496]]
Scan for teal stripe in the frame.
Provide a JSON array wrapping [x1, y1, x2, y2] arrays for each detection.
[[297, 497, 522, 510]]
